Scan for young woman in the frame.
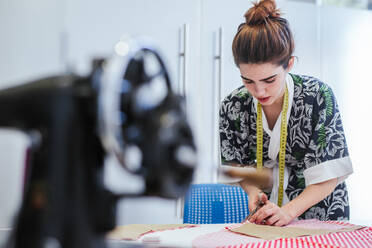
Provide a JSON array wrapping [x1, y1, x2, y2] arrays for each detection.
[[219, 0, 353, 226]]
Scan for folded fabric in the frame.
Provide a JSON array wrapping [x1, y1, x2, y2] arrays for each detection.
[[192, 226, 264, 248], [193, 219, 371, 248], [107, 224, 197, 240], [229, 222, 362, 240]]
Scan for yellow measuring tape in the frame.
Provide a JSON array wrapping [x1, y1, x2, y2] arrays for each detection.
[[256, 86, 289, 207]]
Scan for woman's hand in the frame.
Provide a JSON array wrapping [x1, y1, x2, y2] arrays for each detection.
[[249, 200, 293, 226], [239, 179, 267, 213], [248, 178, 338, 226], [248, 190, 267, 214]]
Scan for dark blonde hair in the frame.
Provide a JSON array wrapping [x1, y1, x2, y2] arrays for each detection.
[[232, 0, 294, 68]]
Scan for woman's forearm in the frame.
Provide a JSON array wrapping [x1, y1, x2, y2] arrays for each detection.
[[282, 178, 338, 219], [234, 166, 273, 192], [239, 179, 262, 195]]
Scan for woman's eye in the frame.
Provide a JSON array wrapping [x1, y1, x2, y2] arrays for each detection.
[[265, 79, 275, 84], [244, 80, 253, 84]]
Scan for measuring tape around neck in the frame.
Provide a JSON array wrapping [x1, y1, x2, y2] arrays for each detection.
[[256, 86, 289, 207]]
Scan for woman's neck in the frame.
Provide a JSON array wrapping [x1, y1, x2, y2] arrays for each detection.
[[274, 85, 286, 108], [262, 87, 286, 130]]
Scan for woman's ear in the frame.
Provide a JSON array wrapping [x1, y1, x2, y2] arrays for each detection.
[[286, 56, 295, 72]]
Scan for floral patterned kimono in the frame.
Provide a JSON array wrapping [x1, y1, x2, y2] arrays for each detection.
[[219, 73, 353, 220]]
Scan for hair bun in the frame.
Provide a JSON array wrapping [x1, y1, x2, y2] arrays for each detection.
[[244, 0, 281, 26]]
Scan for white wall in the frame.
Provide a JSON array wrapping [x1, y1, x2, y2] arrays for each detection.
[[319, 5, 372, 225], [0, 0, 63, 88]]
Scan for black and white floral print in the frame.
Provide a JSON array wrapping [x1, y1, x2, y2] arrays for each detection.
[[219, 74, 350, 220]]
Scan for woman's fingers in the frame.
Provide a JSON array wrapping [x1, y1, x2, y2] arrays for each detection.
[[248, 191, 266, 213], [256, 204, 276, 223], [248, 201, 258, 213], [248, 202, 257, 213], [265, 212, 280, 225], [274, 219, 286, 227], [249, 202, 273, 223], [252, 204, 292, 226], [259, 192, 268, 203]]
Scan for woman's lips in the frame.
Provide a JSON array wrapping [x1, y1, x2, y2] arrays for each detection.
[[258, 96, 270, 103]]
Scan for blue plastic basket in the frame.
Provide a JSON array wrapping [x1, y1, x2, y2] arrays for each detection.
[[183, 183, 250, 224]]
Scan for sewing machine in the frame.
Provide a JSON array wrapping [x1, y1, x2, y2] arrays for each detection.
[[0, 38, 196, 248]]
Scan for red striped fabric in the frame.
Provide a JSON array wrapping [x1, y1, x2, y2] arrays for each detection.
[[214, 220, 372, 248]]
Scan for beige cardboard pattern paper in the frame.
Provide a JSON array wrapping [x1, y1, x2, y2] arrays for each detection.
[[230, 222, 363, 240], [107, 224, 197, 240]]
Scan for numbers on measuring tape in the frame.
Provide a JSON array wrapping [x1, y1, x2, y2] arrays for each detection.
[[256, 86, 288, 207], [256, 103, 263, 171]]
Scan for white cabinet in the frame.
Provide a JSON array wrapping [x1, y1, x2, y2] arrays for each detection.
[[64, 0, 200, 99], [318, 5, 372, 224], [64, 0, 203, 172], [63, 0, 147, 74], [199, 0, 254, 182], [64, 0, 202, 224], [135, 1, 203, 177], [201, 0, 253, 99], [139, 0, 201, 95]]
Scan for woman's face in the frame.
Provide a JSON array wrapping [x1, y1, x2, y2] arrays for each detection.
[[238, 60, 293, 107]]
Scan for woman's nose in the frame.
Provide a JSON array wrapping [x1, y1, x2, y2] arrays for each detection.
[[254, 83, 266, 96]]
